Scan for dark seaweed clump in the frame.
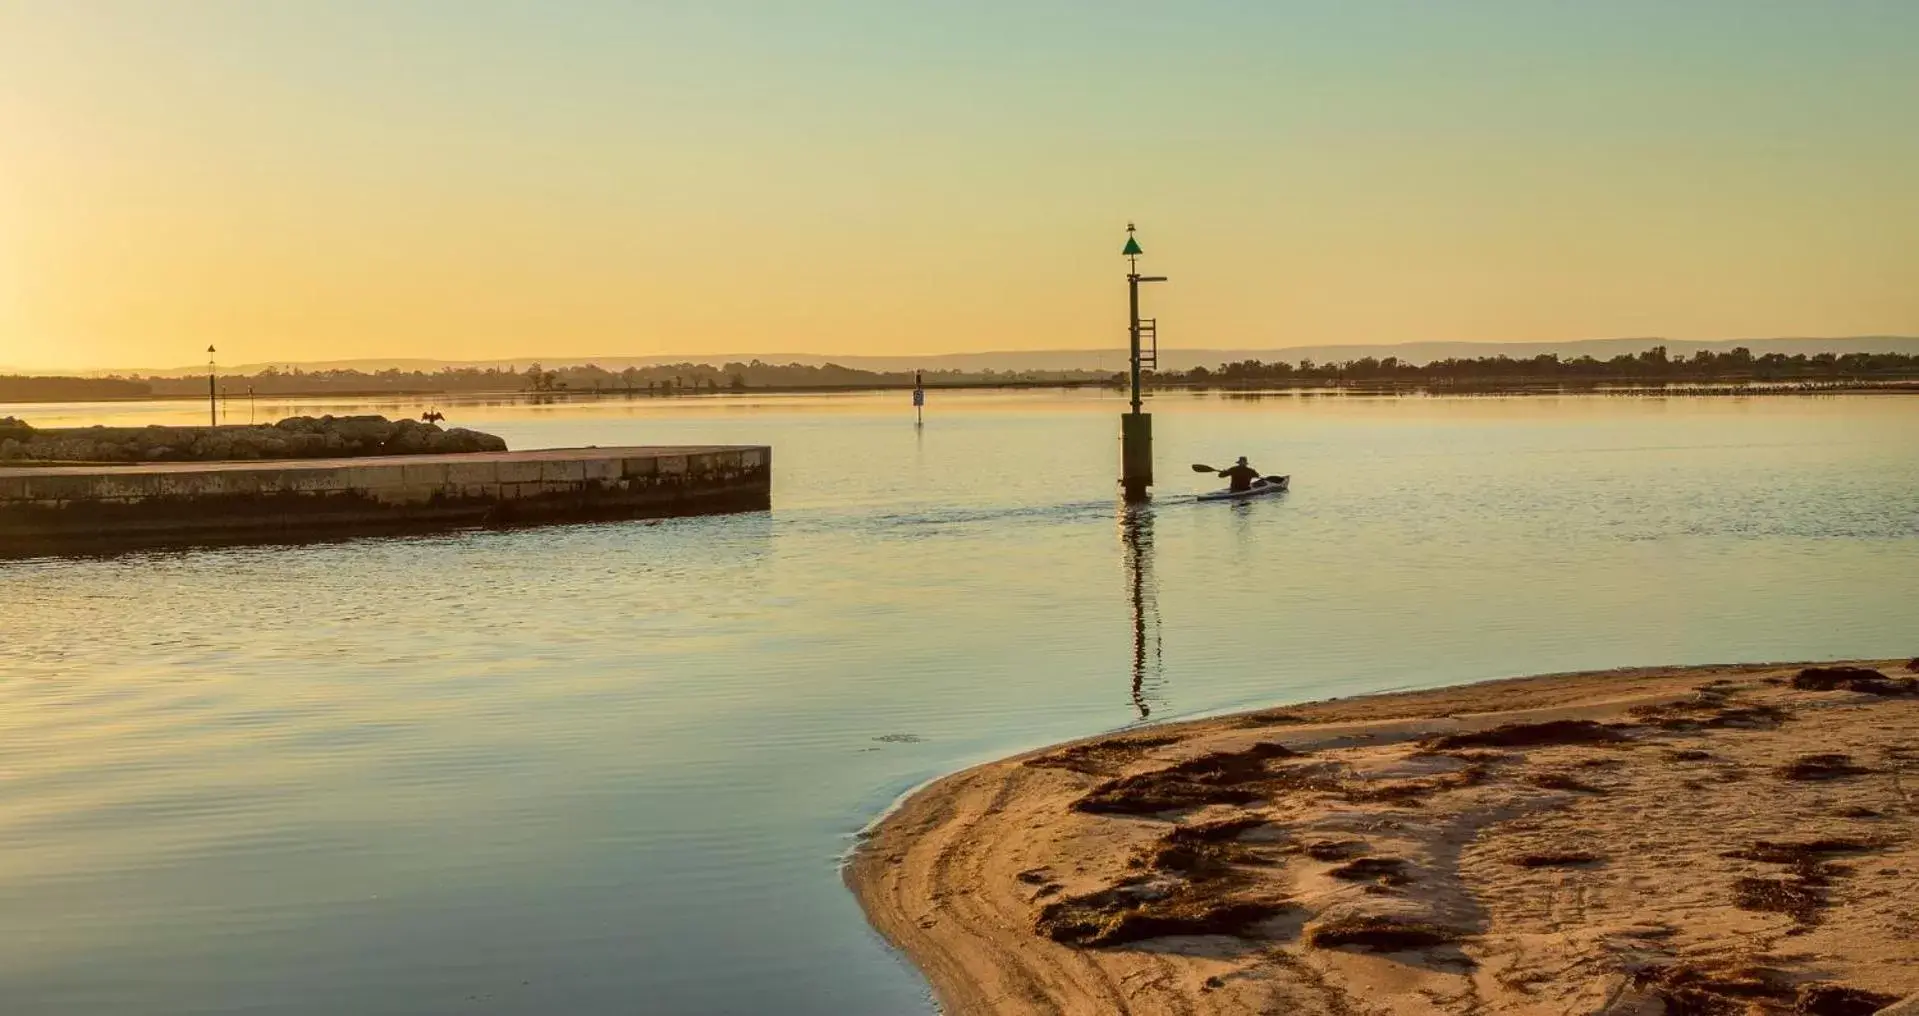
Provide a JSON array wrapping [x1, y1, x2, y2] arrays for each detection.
[[1073, 742, 1297, 814], [1233, 711, 1308, 729], [1634, 963, 1793, 1016], [1723, 837, 1887, 927], [1305, 915, 1460, 951], [1511, 850, 1601, 868], [1303, 839, 1366, 861], [1528, 771, 1607, 794], [1794, 984, 1900, 1016], [1034, 884, 1291, 947], [1723, 838, 1881, 865], [1024, 734, 1184, 775], [1791, 667, 1917, 696], [1131, 817, 1273, 879], [1327, 857, 1411, 885], [1776, 754, 1873, 782], [1638, 965, 1894, 1016], [1340, 762, 1491, 808], [1422, 720, 1626, 751]]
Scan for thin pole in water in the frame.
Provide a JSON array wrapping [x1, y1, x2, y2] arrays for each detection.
[[207, 345, 217, 427], [913, 369, 924, 426]]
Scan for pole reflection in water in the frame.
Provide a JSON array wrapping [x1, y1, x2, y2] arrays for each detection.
[[1118, 501, 1164, 719]]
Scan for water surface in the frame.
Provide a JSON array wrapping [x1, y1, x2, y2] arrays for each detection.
[[3, 390, 1915, 1014]]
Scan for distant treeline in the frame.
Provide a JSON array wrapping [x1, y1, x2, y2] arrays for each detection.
[[0, 375, 155, 401], [0, 361, 1105, 402], [1172, 346, 1919, 385], [5, 348, 1917, 403], [127, 360, 1105, 397]]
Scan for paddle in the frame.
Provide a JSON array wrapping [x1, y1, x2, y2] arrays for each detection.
[[1190, 463, 1219, 473]]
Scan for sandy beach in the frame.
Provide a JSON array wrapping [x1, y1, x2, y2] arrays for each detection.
[[849, 661, 1919, 1015]]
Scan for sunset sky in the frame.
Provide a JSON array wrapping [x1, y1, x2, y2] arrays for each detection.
[[2, 1, 1916, 371]]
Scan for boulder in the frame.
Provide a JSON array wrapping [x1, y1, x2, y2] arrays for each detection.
[[444, 427, 508, 453]]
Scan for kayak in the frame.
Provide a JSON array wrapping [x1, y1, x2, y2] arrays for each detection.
[[1196, 475, 1290, 501]]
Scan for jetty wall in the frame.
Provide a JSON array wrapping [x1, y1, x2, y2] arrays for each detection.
[[0, 446, 769, 553]]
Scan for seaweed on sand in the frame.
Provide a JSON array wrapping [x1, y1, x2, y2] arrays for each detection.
[[1641, 968, 1893, 1016], [1794, 984, 1900, 1016], [1732, 871, 1830, 925], [1233, 711, 1308, 729], [1422, 720, 1627, 751], [1303, 839, 1367, 861], [1034, 882, 1292, 947], [1025, 734, 1184, 775], [1791, 667, 1917, 696], [1527, 771, 1607, 794], [1327, 857, 1411, 885], [1340, 763, 1491, 807], [1629, 697, 1791, 731], [1723, 837, 1888, 927], [1130, 817, 1273, 879], [1633, 963, 1795, 1016], [1510, 850, 1602, 868], [1776, 754, 1873, 781], [1305, 915, 1462, 951], [1073, 742, 1298, 815], [1722, 838, 1883, 865]]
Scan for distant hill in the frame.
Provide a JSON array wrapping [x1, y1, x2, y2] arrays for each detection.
[[88, 335, 1919, 377]]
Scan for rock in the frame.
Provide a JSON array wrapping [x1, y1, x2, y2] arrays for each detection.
[[0, 415, 508, 463], [448, 428, 507, 453]]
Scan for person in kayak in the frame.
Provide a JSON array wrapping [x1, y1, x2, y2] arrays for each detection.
[[1218, 456, 1262, 492]]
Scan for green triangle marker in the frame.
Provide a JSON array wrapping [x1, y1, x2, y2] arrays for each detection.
[[1121, 236, 1143, 256]]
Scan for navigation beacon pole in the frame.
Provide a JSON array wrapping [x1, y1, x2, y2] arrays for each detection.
[[1120, 224, 1166, 502], [207, 345, 218, 428]]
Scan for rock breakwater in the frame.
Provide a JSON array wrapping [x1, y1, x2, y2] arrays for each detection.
[[0, 416, 508, 463]]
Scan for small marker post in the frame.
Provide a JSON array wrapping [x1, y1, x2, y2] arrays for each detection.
[[912, 369, 925, 426]]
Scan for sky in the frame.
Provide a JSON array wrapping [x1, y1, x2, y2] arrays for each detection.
[[2, 1, 1916, 372]]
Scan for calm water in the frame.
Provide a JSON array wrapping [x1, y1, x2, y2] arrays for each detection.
[[3, 390, 1916, 1014]]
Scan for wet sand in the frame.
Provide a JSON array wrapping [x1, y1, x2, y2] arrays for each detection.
[[849, 661, 1919, 1015]]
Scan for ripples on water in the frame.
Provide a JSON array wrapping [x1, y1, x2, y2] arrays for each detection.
[[2, 391, 1916, 1014]]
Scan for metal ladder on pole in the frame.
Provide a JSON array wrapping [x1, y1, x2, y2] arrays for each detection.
[[1136, 318, 1158, 371]]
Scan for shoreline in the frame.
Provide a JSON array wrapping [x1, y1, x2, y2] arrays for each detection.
[[5, 378, 1917, 407], [848, 660, 1919, 1015]]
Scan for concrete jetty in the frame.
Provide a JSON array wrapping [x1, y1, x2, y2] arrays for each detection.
[[0, 445, 769, 554]]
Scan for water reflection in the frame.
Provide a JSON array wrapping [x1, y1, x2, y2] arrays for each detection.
[[1118, 502, 1162, 719]]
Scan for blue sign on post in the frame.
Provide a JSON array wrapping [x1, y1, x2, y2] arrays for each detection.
[[912, 388, 924, 407]]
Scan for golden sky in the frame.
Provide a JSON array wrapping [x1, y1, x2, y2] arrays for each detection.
[[3, 2, 1916, 371]]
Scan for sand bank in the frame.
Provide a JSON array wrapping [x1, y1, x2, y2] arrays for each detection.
[[849, 661, 1919, 1015]]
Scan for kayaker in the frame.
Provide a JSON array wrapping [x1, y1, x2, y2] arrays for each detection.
[[1218, 457, 1262, 492]]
